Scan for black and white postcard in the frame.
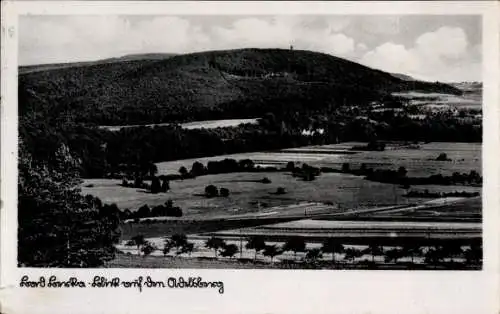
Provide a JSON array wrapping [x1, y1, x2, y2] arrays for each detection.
[[1, 1, 499, 314]]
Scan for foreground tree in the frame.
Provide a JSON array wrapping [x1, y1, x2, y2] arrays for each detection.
[[442, 243, 464, 263], [364, 244, 384, 263], [402, 244, 422, 263], [141, 241, 157, 257], [177, 242, 195, 257], [205, 237, 226, 258], [322, 238, 344, 263], [263, 245, 280, 263], [424, 246, 445, 266], [464, 244, 482, 265], [220, 244, 239, 259], [18, 142, 120, 267], [171, 234, 188, 254], [130, 234, 146, 255], [306, 248, 323, 263], [246, 235, 267, 261], [283, 236, 306, 261], [343, 247, 363, 263], [384, 248, 404, 263], [163, 238, 174, 257]]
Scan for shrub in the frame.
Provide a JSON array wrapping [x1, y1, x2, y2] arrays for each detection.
[[137, 204, 151, 218], [220, 187, 230, 197], [205, 184, 218, 197], [276, 187, 286, 195], [436, 153, 451, 161], [341, 163, 350, 173], [167, 206, 183, 217], [261, 177, 272, 184], [179, 166, 188, 176]]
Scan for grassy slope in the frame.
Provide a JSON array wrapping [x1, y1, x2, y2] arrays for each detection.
[[19, 48, 462, 125]]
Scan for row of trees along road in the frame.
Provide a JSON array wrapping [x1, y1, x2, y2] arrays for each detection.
[[125, 234, 482, 266]]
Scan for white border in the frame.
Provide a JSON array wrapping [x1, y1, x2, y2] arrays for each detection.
[[1, 2, 499, 314]]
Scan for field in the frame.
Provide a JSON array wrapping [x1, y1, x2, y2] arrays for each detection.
[[207, 218, 481, 245], [392, 90, 482, 108], [83, 141, 481, 215], [98, 118, 259, 132], [378, 196, 482, 218], [155, 142, 481, 177], [82, 171, 420, 214], [81, 141, 481, 256]]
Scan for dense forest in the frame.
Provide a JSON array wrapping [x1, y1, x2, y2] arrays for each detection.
[[19, 48, 461, 126]]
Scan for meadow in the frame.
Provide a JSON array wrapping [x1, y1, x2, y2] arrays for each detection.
[[392, 90, 482, 108], [82, 141, 481, 219], [155, 142, 481, 177], [82, 172, 416, 215], [98, 118, 259, 132]]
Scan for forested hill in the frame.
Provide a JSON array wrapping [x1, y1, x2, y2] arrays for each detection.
[[18, 53, 176, 74], [19, 48, 461, 126]]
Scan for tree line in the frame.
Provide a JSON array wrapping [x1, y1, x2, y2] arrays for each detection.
[[404, 190, 480, 198], [19, 98, 481, 181], [322, 163, 482, 187], [124, 234, 482, 268]]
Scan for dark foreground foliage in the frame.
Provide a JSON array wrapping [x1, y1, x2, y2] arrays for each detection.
[[18, 140, 121, 267]]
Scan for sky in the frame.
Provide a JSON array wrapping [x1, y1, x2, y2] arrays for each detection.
[[19, 15, 482, 82]]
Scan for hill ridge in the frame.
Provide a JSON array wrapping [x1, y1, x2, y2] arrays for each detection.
[[19, 48, 462, 126]]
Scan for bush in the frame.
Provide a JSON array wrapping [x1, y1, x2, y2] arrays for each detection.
[[220, 187, 230, 197], [137, 204, 151, 218], [167, 206, 183, 217], [341, 163, 350, 173], [276, 187, 286, 195], [436, 153, 451, 161], [179, 166, 188, 176], [261, 177, 272, 184], [205, 184, 218, 197]]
